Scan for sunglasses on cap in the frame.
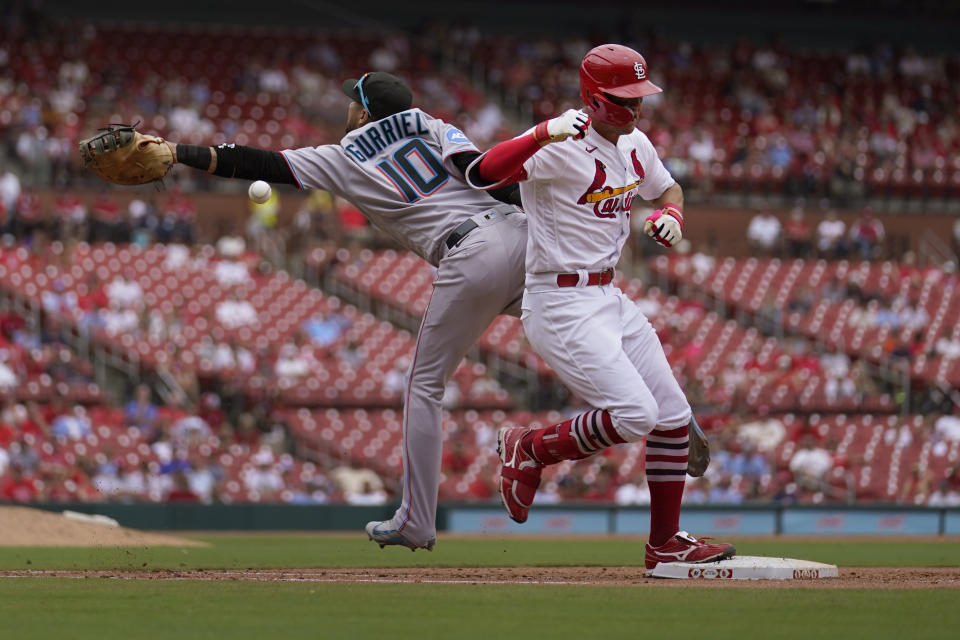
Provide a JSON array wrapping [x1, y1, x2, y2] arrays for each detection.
[[355, 73, 372, 115]]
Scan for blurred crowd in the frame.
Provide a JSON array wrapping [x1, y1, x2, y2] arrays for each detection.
[[1, 5, 959, 509], [1, 6, 957, 213], [459, 32, 958, 206]]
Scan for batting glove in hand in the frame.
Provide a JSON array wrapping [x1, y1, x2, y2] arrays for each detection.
[[643, 204, 684, 248], [533, 109, 591, 146]]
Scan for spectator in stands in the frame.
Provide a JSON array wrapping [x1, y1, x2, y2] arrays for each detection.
[[301, 311, 349, 348], [0, 165, 21, 223], [935, 334, 960, 360], [7, 436, 40, 475], [50, 404, 92, 440], [848, 208, 885, 260], [170, 411, 212, 446], [100, 299, 139, 336], [746, 210, 782, 255], [824, 369, 857, 405], [213, 256, 252, 287], [233, 413, 262, 447], [89, 194, 127, 243], [899, 465, 935, 505], [125, 383, 159, 433], [274, 342, 310, 381], [293, 190, 339, 244], [106, 271, 144, 310], [243, 447, 284, 500], [727, 442, 770, 479], [783, 207, 813, 258], [166, 471, 201, 503], [344, 479, 389, 506], [215, 291, 257, 329], [953, 218, 960, 259], [159, 187, 196, 244], [383, 357, 409, 396], [614, 475, 651, 505], [928, 465, 960, 507], [789, 434, 833, 491], [0, 350, 18, 391], [708, 476, 744, 504], [816, 210, 847, 258], [442, 440, 471, 475], [168, 354, 200, 406], [0, 464, 39, 503], [682, 477, 709, 504], [186, 454, 220, 504]]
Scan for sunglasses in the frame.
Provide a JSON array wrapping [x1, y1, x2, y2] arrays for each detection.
[[355, 73, 372, 115]]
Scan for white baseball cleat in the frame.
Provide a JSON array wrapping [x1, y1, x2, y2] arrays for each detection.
[[365, 521, 435, 552]]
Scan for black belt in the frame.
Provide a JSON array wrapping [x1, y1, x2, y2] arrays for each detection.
[[445, 210, 511, 250], [445, 219, 479, 250]]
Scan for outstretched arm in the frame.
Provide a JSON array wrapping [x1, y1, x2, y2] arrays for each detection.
[[168, 142, 299, 186]]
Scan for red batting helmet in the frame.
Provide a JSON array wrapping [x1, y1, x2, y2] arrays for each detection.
[[580, 44, 662, 127]]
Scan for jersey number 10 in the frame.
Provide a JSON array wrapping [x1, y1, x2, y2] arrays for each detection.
[[377, 139, 449, 203]]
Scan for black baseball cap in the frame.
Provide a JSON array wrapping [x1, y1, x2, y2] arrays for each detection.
[[341, 72, 413, 120]]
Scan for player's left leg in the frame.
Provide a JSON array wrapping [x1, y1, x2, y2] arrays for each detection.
[[367, 214, 527, 550], [618, 292, 734, 566]]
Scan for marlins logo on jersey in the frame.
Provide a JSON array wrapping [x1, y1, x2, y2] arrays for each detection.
[[576, 149, 647, 219]]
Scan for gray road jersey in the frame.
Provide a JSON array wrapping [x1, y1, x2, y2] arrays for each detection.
[[282, 108, 516, 266]]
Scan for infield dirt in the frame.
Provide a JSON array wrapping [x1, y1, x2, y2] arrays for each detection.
[[0, 506, 205, 547], [2, 566, 958, 588]]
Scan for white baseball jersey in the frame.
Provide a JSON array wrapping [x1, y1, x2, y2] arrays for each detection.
[[281, 108, 515, 266], [518, 120, 674, 274]]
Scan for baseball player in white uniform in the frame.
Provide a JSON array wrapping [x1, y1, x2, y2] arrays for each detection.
[[468, 45, 734, 569]]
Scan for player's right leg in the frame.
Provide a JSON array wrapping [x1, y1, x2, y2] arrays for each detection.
[[498, 287, 659, 522], [368, 214, 527, 549]]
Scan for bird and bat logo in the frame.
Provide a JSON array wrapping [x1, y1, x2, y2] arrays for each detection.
[[576, 150, 646, 219]]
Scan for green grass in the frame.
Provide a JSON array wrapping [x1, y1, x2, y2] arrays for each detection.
[[1, 536, 958, 639], [0, 535, 958, 570], [1, 579, 957, 640]]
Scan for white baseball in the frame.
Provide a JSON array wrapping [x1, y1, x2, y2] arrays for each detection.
[[248, 180, 272, 204]]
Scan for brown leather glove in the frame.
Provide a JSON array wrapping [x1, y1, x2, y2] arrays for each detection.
[[79, 124, 174, 186]]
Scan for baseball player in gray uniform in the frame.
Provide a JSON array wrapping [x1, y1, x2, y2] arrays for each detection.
[[162, 71, 709, 551], [167, 72, 525, 550]]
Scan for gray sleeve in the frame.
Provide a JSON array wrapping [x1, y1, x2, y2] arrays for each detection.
[[279, 145, 350, 194], [432, 119, 480, 174]]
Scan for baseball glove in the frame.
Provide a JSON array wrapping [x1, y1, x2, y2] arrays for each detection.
[[686, 415, 710, 477], [78, 124, 173, 186]]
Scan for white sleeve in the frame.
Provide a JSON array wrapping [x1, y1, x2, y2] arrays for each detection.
[[632, 133, 676, 202]]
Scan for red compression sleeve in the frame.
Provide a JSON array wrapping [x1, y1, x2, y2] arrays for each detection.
[[475, 132, 542, 183]]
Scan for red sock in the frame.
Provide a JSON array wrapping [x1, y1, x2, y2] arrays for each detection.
[[645, 423, 689, 547], [521, 410, 626, 464]]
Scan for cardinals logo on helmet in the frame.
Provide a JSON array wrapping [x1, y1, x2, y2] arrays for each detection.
[[577, 156, 639, 219]]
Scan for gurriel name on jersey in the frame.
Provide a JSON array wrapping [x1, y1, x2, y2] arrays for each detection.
[[344, 110, 429, 163]]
